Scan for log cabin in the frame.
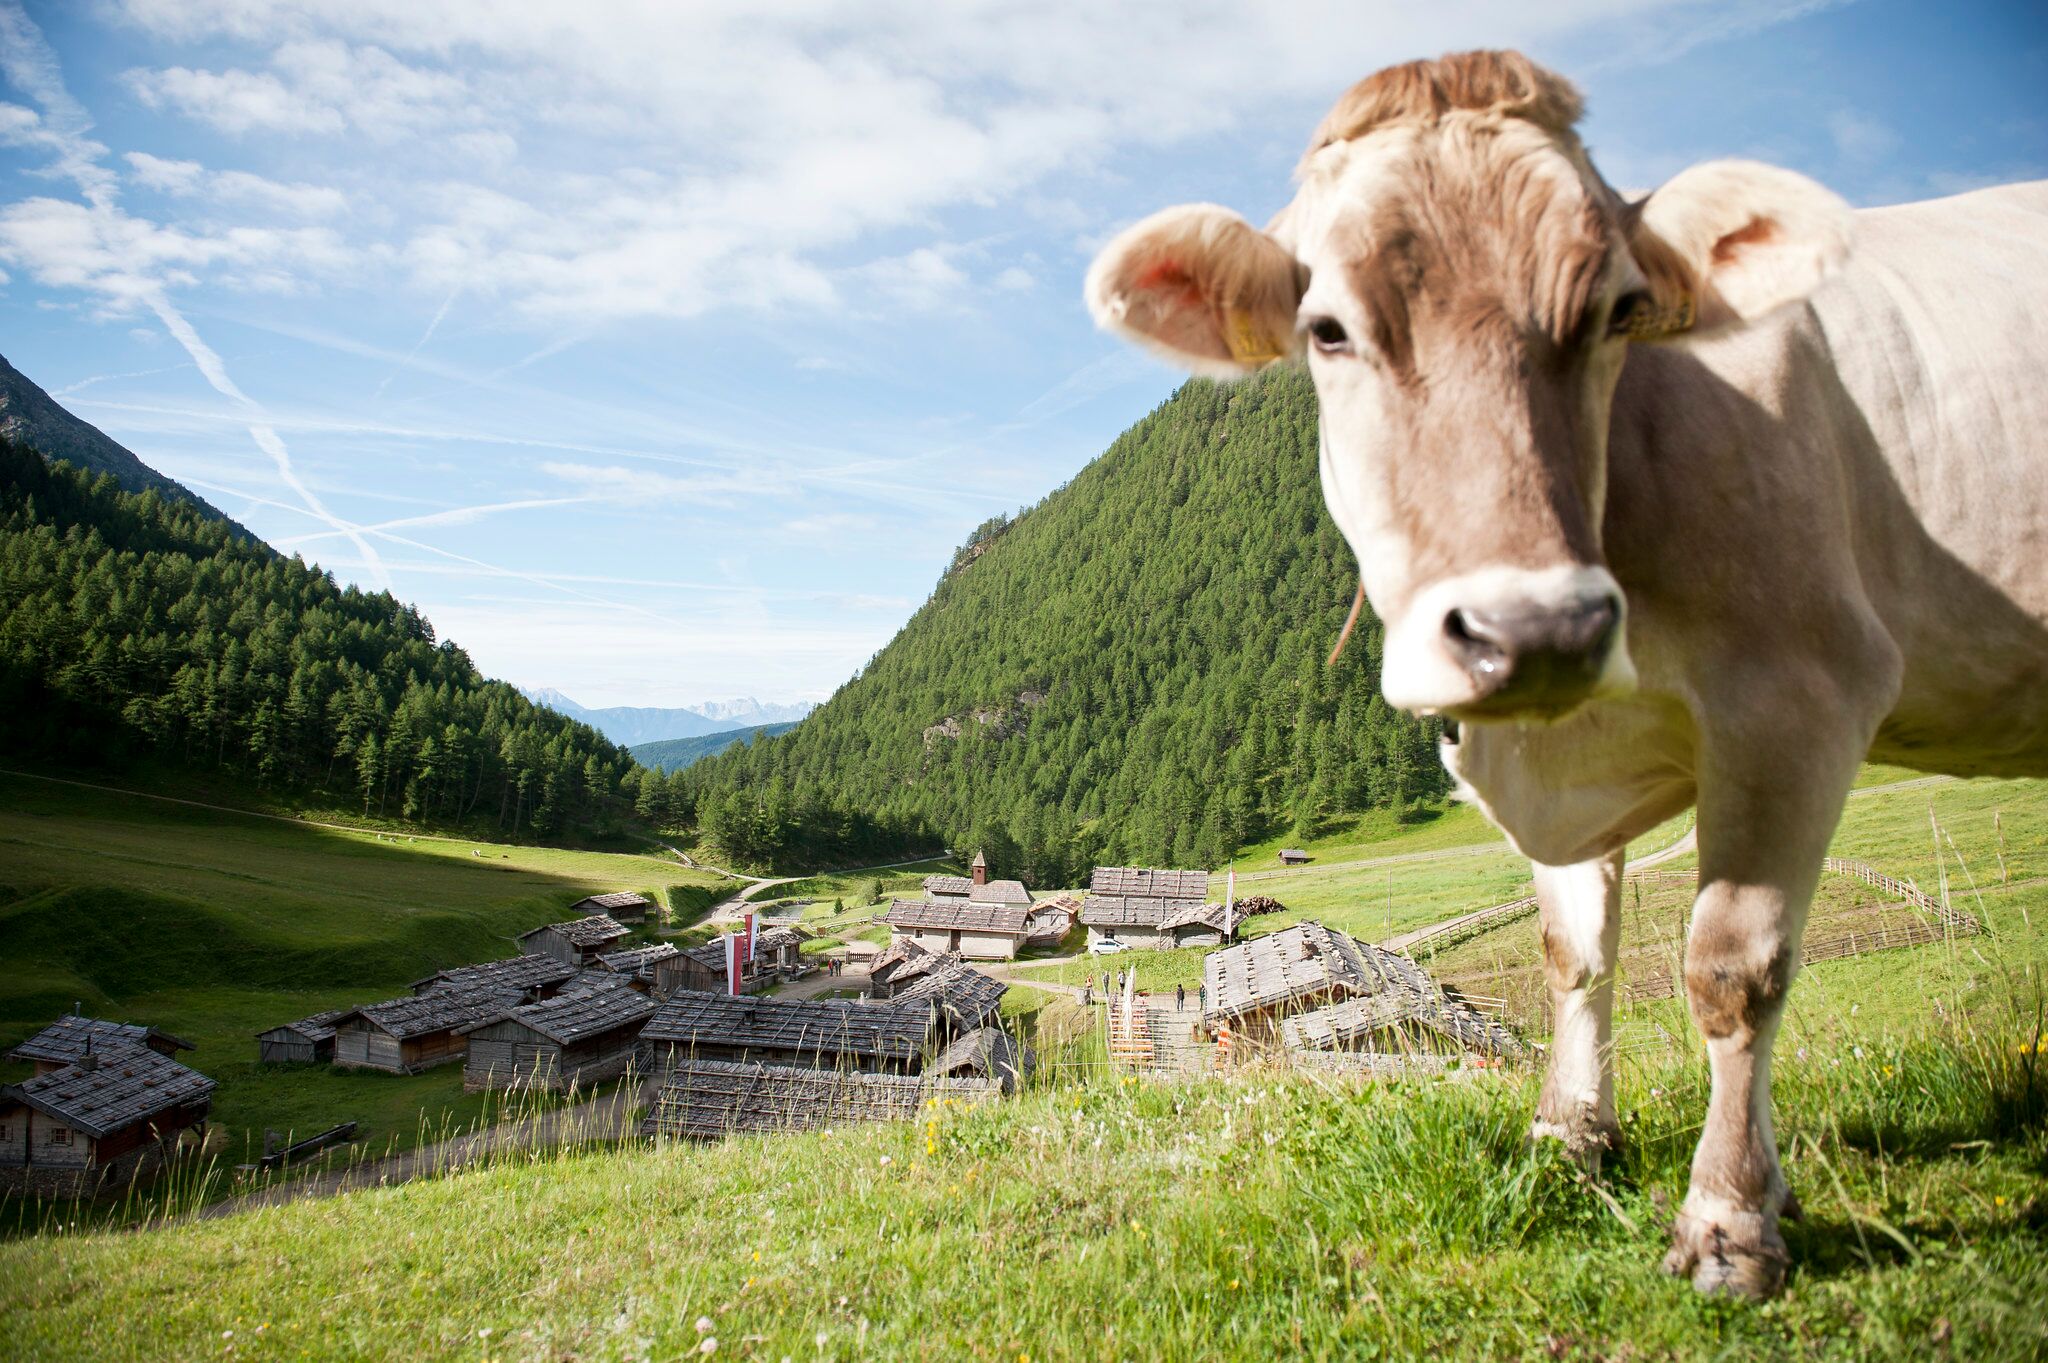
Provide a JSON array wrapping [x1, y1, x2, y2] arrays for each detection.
[[9, 1015, 195, 1077], [330, 985, 519, 1074], [0, 1043, 215, 1196], [516, 914, 630, 967], [459, 980, 657, 1092]]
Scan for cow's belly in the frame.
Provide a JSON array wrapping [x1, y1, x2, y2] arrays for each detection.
[[1819, 182, 2048, 778]]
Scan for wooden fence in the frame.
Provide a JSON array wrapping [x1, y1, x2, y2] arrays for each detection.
[[1624, 857, 1982, 1003]]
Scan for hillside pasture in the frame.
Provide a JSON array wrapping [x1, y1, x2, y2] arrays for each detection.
[[0, 772, 736, 1182]]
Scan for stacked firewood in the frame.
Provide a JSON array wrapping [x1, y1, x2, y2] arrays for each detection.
[[1232, 895, 1285, 918]]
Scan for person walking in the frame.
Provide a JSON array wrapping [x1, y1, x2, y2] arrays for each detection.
[[1175, 982, 1186, 1010]]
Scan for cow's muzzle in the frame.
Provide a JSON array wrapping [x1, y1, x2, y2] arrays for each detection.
[[1441, 591, 1620, 718]]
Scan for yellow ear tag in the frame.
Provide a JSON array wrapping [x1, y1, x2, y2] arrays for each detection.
[[1222, 309, 1284, 365]]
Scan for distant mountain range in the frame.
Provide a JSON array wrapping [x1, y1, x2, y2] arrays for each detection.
[[521, 688, 813, 748], [0, 352, 260, 544], [630, 722, 801, 773]]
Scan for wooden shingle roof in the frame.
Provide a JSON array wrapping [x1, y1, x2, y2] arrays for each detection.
[[1281, 987, 1524, 1059], [892, 961, 1008, 1032], [884, 897, 1030, 935], [868, 940, 946, 988], [923, 874, 972, 898], [254, 1008, 349, 1044], [1080, 895, 1206, 929], [1202, 921, 1380, 1021], [642, 993, 933, 1064], [969, 879, 1032, 906], [927, 1026, 1025, 1088], [417, 954, 578, 996], [462, 982, 657, 1046], [9, 1015, 194, 1067], [2, 1044, 214, 1140], [338, 984, 523, 1041], [1205, 922, 1520, 1058], [597, 943, 681, 976], [573, 891, 652, 913], [1158, 901, 1230, 933], [641, 1057, 997, 1141], [1089, 866, 1210, 899], [518, 914, 629, 949]]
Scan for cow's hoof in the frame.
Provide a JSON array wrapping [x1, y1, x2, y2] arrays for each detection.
[[1530, 1109, 1620, 1175], [1662, 1206, 1788, 1301]]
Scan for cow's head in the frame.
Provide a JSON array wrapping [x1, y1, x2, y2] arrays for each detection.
[[1086, 50, 1851, 722]]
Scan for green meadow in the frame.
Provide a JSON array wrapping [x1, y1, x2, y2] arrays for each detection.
[[1, 770, 2044, 1360], [0, 771, 736, 1176]]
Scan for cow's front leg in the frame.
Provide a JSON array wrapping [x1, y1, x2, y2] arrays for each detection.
[[1664, 753, 1855, 1299], [1529, 849, 1625, 1168]]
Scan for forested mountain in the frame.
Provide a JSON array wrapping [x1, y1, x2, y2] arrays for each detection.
[[682, 364, 1448, 878], [0, 353, 258, 543], [0, 440, 646, 839], [631, 722, 800, 773]]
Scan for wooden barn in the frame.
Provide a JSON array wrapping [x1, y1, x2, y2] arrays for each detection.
[[927, 1026, 1027, 1090], [654, 940, 734, 995], [254, 1009, 348, 1064], [1024, 894, 1079, 949], [459, 981, 657, 1092], [412, 954, 577, 998], [331, 985, 517, 1074], [1080, 866, 1214, 950], [9, 1016, 195, 1077], [891, 959, 1009, 1035], [595, 942, 680, 989], [1202, 921, 1522, 1062], [866, 940, 949, 998], [638, 993, 932, 1080], [571, 890, 654, 924], [1278, 848, 1313, 866], [516, 914, 629, 967], [641, 1057, 998, 1143], [0, 1044, 215, 1196]]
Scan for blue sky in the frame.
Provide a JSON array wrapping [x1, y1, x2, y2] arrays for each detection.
[[2, 0, 2043, 707]]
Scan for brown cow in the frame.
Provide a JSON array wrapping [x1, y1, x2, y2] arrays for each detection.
[[1085, 49, 2048, 1298]]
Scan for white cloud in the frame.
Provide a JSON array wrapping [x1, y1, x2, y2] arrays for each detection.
[[993, 265, 1037, 292], [126, 150, 348, 218], [129, 64, 343, 136], [93, 0, 1795, 325]]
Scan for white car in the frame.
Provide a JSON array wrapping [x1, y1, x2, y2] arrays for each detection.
[[1087, 937, 1131, 956]]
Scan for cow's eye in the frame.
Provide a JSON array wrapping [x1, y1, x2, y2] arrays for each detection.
[[1606, 289, 1653, 338], [1305, 316, 1350, 354]]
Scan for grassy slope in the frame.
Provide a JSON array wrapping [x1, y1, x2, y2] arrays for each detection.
[[0, 772, 736, 1166], [0, 1026, 2040, 1361], [3, 775, 2044, 1360]]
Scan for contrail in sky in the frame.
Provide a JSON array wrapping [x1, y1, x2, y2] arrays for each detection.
[[371, 286, 460, 401], [143, 292, 395, 591]]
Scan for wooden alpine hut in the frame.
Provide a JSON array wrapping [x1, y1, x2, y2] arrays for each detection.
[[459, 980, 657, 1092]]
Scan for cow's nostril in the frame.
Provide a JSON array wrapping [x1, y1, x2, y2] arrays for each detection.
[[1443, 607, 1510, 675]]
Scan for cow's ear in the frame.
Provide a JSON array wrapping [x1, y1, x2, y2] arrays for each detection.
[[1085, 204, 1304, 377], [1626, 160, 1852, 337]]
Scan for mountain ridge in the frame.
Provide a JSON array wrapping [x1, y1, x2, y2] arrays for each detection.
[[630, 722, 801, 773], [0, 352, 261, 545], [522, 687, 813, 747], [680, 364, 1447, 877]]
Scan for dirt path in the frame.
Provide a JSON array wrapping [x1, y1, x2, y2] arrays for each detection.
[[198, 1086, 641, 1219]]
